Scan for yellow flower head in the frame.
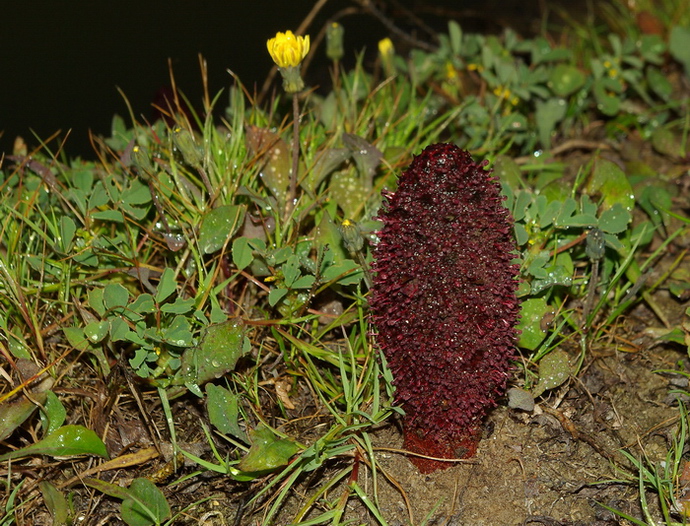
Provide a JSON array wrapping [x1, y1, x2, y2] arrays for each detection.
[[267, 30, 310, 69], [378, 37, 394, 58]]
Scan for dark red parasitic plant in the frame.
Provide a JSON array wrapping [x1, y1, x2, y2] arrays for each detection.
[[371, 143, 520, 473]]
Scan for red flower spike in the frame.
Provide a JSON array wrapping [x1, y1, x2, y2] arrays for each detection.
[[371, 143, 520, 473]]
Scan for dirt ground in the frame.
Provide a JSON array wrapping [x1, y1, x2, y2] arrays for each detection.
[[371, 337, 685, 525]]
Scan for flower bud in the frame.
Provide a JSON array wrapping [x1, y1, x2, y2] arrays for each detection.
[[131, 144, 155, 181], [340, 218, 364, 255], [171, 126, 203, 169], [326, 22, 344, 62], [378, 37, 396, 76]]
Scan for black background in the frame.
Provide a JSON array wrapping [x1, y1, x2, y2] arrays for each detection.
[[1, 1, 586, 159]]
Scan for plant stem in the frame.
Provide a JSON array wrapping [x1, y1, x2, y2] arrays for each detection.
[[286, 93, 300, 220]]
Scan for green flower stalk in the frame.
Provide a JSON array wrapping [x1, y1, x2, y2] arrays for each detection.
[[267, 30, 310, 219]]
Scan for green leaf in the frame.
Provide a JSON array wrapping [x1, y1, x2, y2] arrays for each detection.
[[494, 156, 523, 193], [588, 158, 635, 212], [553, 197, 577, 226], [58, 216, 76, 253], [560, 213, 598, 228], [88, 288, 106, 317], [448, 20, 462, 55], [517, 298, 553, 351], [646, 67, 672, 101], [160, 297, 195, 314], [206, 384, 248, 442], [535, 98, 566, 149], [210, 294, 228, 324], [39, 482, 70, 526], [88, 183, 110, 210], [62, 326, 94, 352], [92, 210, 125, 223], [237, 425, 299, 473], [322, 259, 362, 285], [533, 349, 571, 397], [121, 478, 171, 526], [514, 224, 529, 246], [599, 203, 632, 234], [638, 185, 671, 228], [42, 391, 67, 436], [329, 169, 367, 217], [161, 315, 193, 347], [129, 293, 156, 314], [85, 478, 170, 526], [0, 390, 47, 442], [245, 126, 290, 202], [315, 211, 348, 263], [73, 248, 99, 267], [639, 34, 665, 64], [548, 64, 585, 97], [292, 275, 316, 289], [526, 251, 550, 279], [232, 237, 254, 270], [269, 288, 289, 306], [530, 253, 574, 295], [84, 477, 133, 501], [83, 320, 109, 344], [155, 268, 177, 303], [651, 127, 685, 158], [0, 425, 109, 461], [303, 148, 350, 193], [512, 191, 533, 222], [199, 204, 245, 254], [670, 26, 690, 77], [343, 133, 382, 182], [178, 319, 248, 386], [121, 179, 152, 206], [104, 283, 130, 310], [282, 254, 301, 288], [593, 79, 620, 116], [109, 317, 131, 342]]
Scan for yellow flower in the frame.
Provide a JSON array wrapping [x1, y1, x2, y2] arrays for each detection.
[[493, 86, 519, 106], [267, 30, 310, 69], [378, 38, 395, 76], [378, 37, 394, 58]]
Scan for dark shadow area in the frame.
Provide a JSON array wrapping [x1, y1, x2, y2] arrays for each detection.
[[1, 0, 594, 158]]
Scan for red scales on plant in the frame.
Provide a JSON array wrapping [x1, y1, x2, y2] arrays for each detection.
[[371, 143, 520, 473]]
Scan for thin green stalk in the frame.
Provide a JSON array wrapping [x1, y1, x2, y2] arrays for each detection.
[[285, 93, 300, 221]]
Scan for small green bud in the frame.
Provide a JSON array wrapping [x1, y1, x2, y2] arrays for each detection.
[[340, 219, 364, 255], [172, 126, 203, 168], [326, 22, 344, 62], [131, 144, 155, 181], [586, 228, 605, 261]]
